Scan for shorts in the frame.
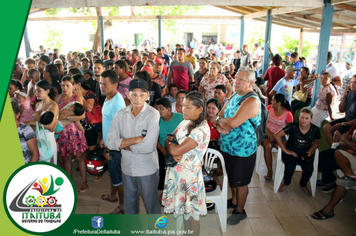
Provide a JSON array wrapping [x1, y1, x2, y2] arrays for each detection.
[[107, 150, 123, 187], [329, 118, 352, 134], [54, 121, 64, 139], [222, 151, 256, 187], [338, 150, 356, 174], [85, 126, 98, 146]]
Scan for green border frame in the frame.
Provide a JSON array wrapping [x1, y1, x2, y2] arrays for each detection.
[[3, 162, 78, 235]]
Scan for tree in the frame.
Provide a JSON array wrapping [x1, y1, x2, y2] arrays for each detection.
[[277, 35, 315, 58], [43, 25, 63, 51], [44, 7, 119, 53]]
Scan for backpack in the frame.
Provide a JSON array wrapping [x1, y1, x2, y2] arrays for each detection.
[[238, 91, 268, 145]]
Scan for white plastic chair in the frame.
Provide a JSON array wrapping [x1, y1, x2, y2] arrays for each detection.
[[273, 148, 320, 197], [203, 148, 227, 232], [255, 145, 278, 174]]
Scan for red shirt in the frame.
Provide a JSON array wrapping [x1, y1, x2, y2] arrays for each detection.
[[208, 120, 220, 140], [162, 64, 168, 77], [263, 66, 285, 104], [132, 58, 140, 65]]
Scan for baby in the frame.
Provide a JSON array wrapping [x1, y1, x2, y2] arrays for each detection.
[[41, 102, 85, 139], [14, 91, 34, 123]]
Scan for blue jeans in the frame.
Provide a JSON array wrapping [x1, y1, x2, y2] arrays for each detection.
[[107, 150, 123, 187]]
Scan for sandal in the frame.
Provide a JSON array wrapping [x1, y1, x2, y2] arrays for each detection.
[[278, 184, 288, 193], [79, 181, 88, 192], [336, 175, 356, 188], [109, 206, 124, 214], [101, 194, 118, 203], [94, 175, 102, 182], [311, 210, 334, 220], [264, 175, 272, 181], [300, 186, 312, 197]]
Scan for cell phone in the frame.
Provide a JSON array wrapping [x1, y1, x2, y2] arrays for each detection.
[[301, 153, 312, 162], [166, 134, 178, 144]]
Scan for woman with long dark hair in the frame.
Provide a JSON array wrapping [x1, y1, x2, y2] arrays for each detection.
[[56, 75, 88, 192], [263, 54, 285, 105], [262, 94, 293, 180], [162, 92, 210, 236], [25, 80, 59, 164], [44, 64, 62, 94]]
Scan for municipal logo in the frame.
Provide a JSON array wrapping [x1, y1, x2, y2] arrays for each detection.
[[4, 163, 76, 234], [154, 216, 167, 228], [92, 216, 104, 229]]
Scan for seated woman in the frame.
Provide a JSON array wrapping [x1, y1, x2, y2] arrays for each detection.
[[171, 90, 187, 114], [262, 94, 293, 180], [311, 71, 338, 127], [291, 67, 319, 113], [275, 108, 320, 196], [206, 98, 223, 188]]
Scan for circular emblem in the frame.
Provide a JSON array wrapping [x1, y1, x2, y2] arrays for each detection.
[[3, 163, 77, 234]]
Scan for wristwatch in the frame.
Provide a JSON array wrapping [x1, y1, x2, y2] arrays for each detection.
[[66, 116, 70, 120], [342, 122, 346, 126], [216, 116, 222, 123]]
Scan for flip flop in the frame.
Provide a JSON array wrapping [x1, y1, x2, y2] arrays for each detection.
[[300, 186, 312, 197], [109, 206, 124, 214], [278, 185, 288, 193], [101, 194, 118, 203], [264, 175, 272, 181], [94, 175, 102, 182], [336, 175, 356, 188], [311, 210, 334, 220]]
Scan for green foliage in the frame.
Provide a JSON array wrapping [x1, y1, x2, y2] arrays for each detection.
[[134, 6, 203, 40], [246, 24, 265, 49], [43, 25, 63, 50], [277, 35, 314, 58]]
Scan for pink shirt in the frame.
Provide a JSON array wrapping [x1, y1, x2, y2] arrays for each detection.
[[200, 73, 229, 101], [315, 84, 337, 111], [19, 97, 34, 123], [267, 105, 293, 134], [117, 77, 132, 99]]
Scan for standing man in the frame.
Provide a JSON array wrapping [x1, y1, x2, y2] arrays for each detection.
[[340, 60, 355, 96], [168, 48, 194, 91], [38, 55, 50, 80], [252, 43, 261, 61], [114, 60, 132, 100], [241, 44, 251, 67], [93, 60, 106, 106], [99, 70, 126, 214], [131, 49, 140, 66], [185, 48, 197, 70], [215, 66, 261, 225], [107, 79, 161, 214]]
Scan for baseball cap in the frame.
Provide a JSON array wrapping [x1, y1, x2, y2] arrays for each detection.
[[141, 66, 153, 74], [346, 60, 353, 65], [285, 65, 300, 73], [129, 79, 149, 92], [285, 52, 291, 57], [81, 57, 90, 62], [149, 50, 157, 55], [154, 57, 163, 64]]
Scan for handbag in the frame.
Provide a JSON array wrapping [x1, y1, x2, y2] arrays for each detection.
[[85, 92, 102, 125], [293, 90, 308, 103], [165, 134, 179, 167], [36, 121, 52, 161]]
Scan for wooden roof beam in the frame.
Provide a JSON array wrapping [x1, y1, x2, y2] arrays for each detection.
[[334, 3, 356, 12], [275, 15, 319, 28], [307, 8, 356, 24], [288, 12, 355, 28], [244, 7, 316, 19]]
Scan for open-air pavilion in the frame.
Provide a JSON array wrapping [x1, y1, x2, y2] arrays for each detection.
[[23, 0, 356, 235]]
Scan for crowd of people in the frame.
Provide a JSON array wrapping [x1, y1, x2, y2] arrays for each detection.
[[9, 39, 356, 232]]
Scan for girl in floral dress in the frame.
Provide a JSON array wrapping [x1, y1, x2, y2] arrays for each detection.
[[56, 75, 88, 192], [162, 92, 210, 235]]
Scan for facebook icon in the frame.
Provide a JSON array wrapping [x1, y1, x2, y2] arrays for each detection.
[[92, 216, 104, 229]]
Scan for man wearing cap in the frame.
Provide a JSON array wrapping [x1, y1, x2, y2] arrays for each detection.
[[283, 52, 292, 69], [81, 57, 93, 75], [185, 48, 197, 70], [99, 70, 126, 214], [149, 51, 157, 61], [107, 78, 161, 214], [153, 57, 168, 97], [270, 65, 300, 104], [168, 48, 194, 91], [340, 60, 355, 96]]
